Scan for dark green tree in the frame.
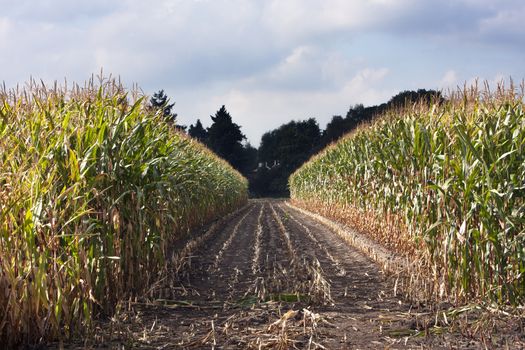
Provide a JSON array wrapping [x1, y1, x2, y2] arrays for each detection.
[[238, 143, 258, 174], [149, 90, 187, 132], [387, 89, 443, 108], [206, 105, 246, 170], [321, 115, 344, 144], [150, 90, 176, 122], [188, 119, 208, 142], [255, 118, 321, 196], [320, 90, 442, 148], [345, 103, 366, 130]]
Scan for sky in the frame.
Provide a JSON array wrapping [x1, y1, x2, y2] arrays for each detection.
[[1, 0, 524, 146]]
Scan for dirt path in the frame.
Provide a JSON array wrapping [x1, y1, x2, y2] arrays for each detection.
[[59, 199, 482, 349]]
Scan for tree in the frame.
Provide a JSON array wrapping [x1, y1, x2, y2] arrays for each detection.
[[238, 143, 258, 175], [253, 88, 443, 197], [323, 89, 442, 148], [387, 89, 443, 108], [206, 105, 246, 170], [188, 119, 208, 142], [321, 115, 345, 145], [150, 90, 187, 132], [345, 103, 367, 130], [255, 118, 321, 196]]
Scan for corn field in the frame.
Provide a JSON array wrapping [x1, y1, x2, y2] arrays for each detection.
[[290, 83, 525, 306], [0, 77, 248, 346]]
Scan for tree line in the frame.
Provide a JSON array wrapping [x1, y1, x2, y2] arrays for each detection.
[[149, 89, 442, 197]]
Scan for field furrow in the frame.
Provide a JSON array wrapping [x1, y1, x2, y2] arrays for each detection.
[[56, 199, 493, 349]]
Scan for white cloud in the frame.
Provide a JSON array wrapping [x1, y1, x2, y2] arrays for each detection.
[[479, 6, 525, 39], [261, 0, 414, 44], [0, 17, 9, 48], [2, 0, 522, 88], [439, 70, 458, 89], [1, 0, 524, 145], [240, 45, 368, 93], [175, 66, 393, 145], [339, 68, 390, 103]]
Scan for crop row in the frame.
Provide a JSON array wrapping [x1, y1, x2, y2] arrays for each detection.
[[290, 84, 525, 305], [0, 78, 248, 346]]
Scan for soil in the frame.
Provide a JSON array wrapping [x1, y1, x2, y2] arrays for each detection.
[[53, 199, 523, 349]]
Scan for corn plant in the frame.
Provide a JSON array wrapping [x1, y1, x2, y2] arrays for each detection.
[[290, 83, 525, 306], [0, 77, 248, 346]]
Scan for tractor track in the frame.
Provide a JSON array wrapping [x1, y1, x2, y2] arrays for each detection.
[[57, 199, 485, 349]]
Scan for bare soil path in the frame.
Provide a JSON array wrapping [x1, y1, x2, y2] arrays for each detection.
[[59, 199, 484, 349]]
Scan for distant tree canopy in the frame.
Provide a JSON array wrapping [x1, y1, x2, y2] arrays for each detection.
[[320, 89, 441, 147], [183, 88, 442, 197], [206, 105, 246, 170], [238, 143, 258, 176], [150, 90, 176, 121], [259, 118, 321, 170], [321, 115, 346, 146], [188, 119, 207, 142], [150, 89, 186, 131], [252, 118, 321, 197], [187, 106, 256, 177], [388, 89, 443, 108]]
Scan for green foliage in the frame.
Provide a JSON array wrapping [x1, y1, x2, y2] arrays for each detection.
[[188, 118, 208, 142], [321, 90, 442, 147], [0, 78, 248, 346], [254, 90, 440, 197], [149, 89, 177, 122], [206, 105, 246, 171], [254, 119, 321, 196], [290, 87, 525, 305]]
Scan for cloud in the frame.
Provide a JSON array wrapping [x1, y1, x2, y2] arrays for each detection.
[[402, 1, 525, 49], [240, 45, 361, 92], [0, 17, 10, 48], [79, 1, 285, 88], [464, 73, 509, 90], [439, 70, 458, 89], [1, 0, 118, 23], [261, 0, 414, 42], [478, 6, 525, 46], [2, 0, 522, 88], [174, 67, 393, 145], [1, 0, 523, 145]]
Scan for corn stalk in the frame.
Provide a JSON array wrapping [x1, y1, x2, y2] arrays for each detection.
[[0, 77, 248, 346], [290, 83, 525, 306]]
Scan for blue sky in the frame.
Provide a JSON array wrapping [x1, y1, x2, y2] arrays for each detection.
[[1, 0, 524, 145]]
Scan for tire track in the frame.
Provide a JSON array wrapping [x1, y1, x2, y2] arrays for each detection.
[[80, 199, 482, 350], [251, 203, 265, 274], [277, 203, 388, 301], [211, 204, 256, 271], [171, 202, 256, 299], [268, 202, 333, 304], [274, 203, 347, 277]]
